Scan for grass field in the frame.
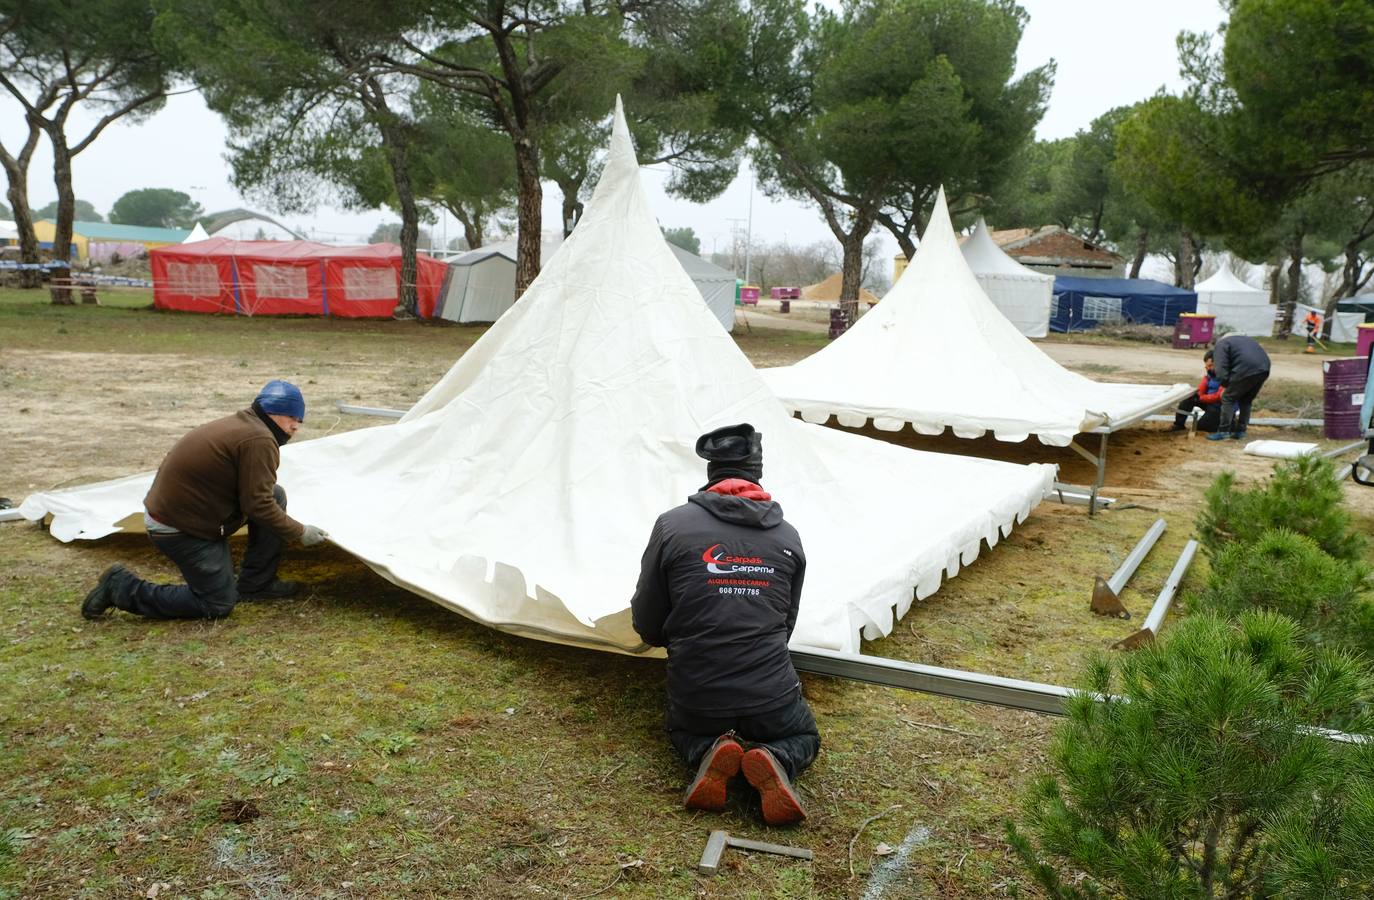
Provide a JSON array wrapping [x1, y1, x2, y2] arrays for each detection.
[[2, 287, 1369, 898]]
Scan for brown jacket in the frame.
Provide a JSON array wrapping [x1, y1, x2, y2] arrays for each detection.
[[144, 409, 305, 543]]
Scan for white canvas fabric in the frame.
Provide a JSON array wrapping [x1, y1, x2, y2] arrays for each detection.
[[960, 217, 1053, 338], [181, 222, 210, 243], [761, 191, 1192, 447], [21, 100, 1054, 654], [1244, 440, 1319, 459], [1195, 265, 1274, 336]]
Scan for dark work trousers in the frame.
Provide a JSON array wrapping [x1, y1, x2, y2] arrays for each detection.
[[666, 691, 820, 781], [1219, 371, 1270, 435], [1173, 394, 1222, 432], [113, 485, 288, 620]]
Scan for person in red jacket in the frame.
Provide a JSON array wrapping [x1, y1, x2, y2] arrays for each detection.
[[1172, 350, 1224, 432]]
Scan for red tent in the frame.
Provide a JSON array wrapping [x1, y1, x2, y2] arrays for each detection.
[[150, 238, 448, 318]]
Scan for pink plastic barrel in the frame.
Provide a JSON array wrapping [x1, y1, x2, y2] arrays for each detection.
[[1357, 323, 1374, 359]]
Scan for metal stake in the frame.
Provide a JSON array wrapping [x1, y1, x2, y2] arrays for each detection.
[[1112, 539, 1198, 650], [1091, 518, 1166, 619]]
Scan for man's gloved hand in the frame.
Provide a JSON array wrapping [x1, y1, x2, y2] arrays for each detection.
[[300, 524, 329, 547]]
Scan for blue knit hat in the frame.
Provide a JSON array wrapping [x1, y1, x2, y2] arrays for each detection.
[[255, 380, 305, 421]]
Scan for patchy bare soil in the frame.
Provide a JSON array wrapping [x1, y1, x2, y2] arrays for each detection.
[[2, 291, 1372, 898]]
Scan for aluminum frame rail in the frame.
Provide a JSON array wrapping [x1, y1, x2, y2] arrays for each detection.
[[336, 402, 405, 419], [1143, 414, 1325, 428], [790, 646, 1074, 715], [789, 646, 1366, 744]]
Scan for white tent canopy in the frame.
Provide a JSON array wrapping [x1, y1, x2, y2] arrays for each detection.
[[960, 217, 1054, 338], [762, 190, 1191, 447], [21, 100, 1054, 655], [181, 222, 210, 244], [437, 231, 736, 331], [1194, 264, 1274, 336]]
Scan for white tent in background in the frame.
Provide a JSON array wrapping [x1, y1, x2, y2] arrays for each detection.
[[0, 219, 18, 242], [180, 222, 210, 243], [960, 217, 1054, 338], [666, 243, 737, 331], [436, 232, 563, 325], [1194, 264, 1274, 336], [762, 189, 1191, 448], [20, 99, 1053, 654], [436, 231, 737, 331]]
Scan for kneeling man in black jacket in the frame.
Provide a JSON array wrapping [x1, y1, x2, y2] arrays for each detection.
[[631, 423, 819, 826]]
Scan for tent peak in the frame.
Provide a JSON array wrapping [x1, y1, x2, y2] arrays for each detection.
[[607, 95, 636, 176]]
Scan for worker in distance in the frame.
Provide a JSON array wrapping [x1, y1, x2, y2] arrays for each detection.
[[631, 423, 819, 826], [80, 380, 328, 621]]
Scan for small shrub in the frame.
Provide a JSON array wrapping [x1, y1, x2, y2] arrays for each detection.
[[1197, 456, 1365, 562], [1190, 529, 1374, 653], [1008, 611, 1374, 899]]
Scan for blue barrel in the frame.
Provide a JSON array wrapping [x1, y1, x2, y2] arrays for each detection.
[[1323, 358, 1367, 439]]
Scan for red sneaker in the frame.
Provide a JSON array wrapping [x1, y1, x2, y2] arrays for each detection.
[[683, 735, 743, 812], [741, 747, 806, 826]]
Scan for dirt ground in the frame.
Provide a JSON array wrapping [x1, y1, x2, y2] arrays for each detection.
[[4, 293, 1373, 898]]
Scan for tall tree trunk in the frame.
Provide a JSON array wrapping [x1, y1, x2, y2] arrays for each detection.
[[453, 207, 482, 251], [1176, 230, 1198, 289], [49, 134, 76, 302], [1276, 232, 1304, 340], [0, 128, 43, 289], [555, 177, 584, 238], [838, 209, 876, 319], [391, 148, 420, 317], [875, 207, 917, 261], [1129, 226, 1149, 279], [513, 138, 542, 297], [1334, 242, 1372, 301]]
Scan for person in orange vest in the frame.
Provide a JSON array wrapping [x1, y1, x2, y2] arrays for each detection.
[[1304, 310, 1322, 352]]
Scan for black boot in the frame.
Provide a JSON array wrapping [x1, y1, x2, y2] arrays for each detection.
[[81, 565, 127, 619]]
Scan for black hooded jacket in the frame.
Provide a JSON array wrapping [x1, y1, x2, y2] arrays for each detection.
[[631, 487, 807, 717], [1213, 334, 1271, 384]]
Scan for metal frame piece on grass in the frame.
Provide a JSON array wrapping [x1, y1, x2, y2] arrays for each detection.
[[1112, 539, 1198, 650], [697, 831, 813, 875], [1091, 518, 1166, 619], [790, 646, 1073, 715], [336, 402, 405, 419], [1143, 414, 1325, 428], [789, 646, 1366, 744]]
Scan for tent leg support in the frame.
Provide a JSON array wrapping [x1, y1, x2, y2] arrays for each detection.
[[1067, 433, 1110, 517]]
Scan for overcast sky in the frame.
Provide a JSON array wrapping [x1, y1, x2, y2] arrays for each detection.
[[3, 0, 1227, 264]]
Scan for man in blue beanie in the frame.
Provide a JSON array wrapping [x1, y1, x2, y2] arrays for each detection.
[[631, 423, 818, 827], [80, 380, 329, 621]]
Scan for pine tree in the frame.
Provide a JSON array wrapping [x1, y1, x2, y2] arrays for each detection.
[[1008, 611, 1374, 899], [1196, 456, 1364, 562]]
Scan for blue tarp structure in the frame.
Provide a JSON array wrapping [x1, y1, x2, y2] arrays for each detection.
[[1050, 276, 1197, 332]]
